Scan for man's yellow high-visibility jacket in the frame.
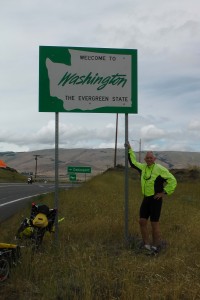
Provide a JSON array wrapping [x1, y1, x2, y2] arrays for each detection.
[[128, 148, 177, 197]]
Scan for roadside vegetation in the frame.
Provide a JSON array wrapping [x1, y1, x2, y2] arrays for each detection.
[[0, 168, 26, 183], [1, 168, 200, 299]]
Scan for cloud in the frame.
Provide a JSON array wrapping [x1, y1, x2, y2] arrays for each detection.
[[188, 120, 200, 131], [140, 125, 165, 141], [0, 0, 200, 153], [0, 119, 118, 151]]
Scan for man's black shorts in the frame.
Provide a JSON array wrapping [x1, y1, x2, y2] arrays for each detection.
[[140, 196, 163, 222]]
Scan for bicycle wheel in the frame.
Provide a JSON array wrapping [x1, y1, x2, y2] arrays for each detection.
[[0, 257, 10, 282]]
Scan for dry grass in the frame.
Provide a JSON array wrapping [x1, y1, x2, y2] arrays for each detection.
[[1, 169, 200, 299], [0, 168, 26, 183]]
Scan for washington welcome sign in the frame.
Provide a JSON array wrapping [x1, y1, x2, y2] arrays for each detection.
[[39, 46, 137, 114]]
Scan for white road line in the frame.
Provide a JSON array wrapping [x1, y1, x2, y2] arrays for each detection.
[[0, 192, 49, 207]]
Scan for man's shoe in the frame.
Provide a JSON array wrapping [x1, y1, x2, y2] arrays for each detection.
[[146, 245, 161, 256], [140, 244, 153, 255]]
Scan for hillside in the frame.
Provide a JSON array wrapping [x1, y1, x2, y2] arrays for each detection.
[[0, 148, 200, 178], [0, 167, 26, 182]]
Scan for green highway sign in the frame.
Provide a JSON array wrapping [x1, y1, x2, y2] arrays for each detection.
[[39, 46, 137, 114], [69, 174, 76, 181], [68, 166, 91, 173]]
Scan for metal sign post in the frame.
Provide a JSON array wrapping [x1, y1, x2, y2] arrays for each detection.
[[54, 112, 59, 243], [124, 113, 129, 243]]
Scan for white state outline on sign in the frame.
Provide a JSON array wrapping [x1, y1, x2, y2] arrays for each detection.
[[46, 49, 132, 111]]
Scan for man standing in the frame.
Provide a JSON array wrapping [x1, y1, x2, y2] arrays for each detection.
[[127, 142, 177, 254]]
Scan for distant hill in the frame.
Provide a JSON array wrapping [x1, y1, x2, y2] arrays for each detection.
[[0, 149, 200, 178]]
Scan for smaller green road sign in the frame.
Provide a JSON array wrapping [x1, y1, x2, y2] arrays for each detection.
[[69, 174, 76, 181], [68, 166, 91, 173]]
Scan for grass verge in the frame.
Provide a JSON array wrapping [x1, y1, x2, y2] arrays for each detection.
[[1, 169, 200, 299]]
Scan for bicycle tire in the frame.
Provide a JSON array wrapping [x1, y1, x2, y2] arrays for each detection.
[[0, 257, 10, 282]]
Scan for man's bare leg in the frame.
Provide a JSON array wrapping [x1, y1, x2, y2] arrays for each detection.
[[151, 221, 161, 247], [139, 218, 150, 245]]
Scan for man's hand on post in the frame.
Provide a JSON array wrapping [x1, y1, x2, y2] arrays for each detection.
[[124, 141, 131, 149]]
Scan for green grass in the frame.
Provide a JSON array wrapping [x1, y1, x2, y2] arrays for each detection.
[[1, 169, 200, 299], [0, 168, 26, 183]]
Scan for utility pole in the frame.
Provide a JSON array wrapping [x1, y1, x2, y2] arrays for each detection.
[[33, 155, 41, 181], [139, 138, 142, 162], [131, 139, 142, 162]]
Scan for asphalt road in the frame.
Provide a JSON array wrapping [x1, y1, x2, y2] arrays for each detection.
[[0, 182, 76, 222]]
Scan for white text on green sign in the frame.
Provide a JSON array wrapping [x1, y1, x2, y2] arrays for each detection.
[[69, 174, 76, 181], [68, 166, 91, 173], [39, 46, 137, 113]]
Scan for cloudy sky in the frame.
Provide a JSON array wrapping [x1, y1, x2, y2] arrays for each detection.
[[1, 0, 200, 153]]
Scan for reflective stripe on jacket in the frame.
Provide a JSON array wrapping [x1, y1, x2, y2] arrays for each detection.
[[128, 148, 177, 197]]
